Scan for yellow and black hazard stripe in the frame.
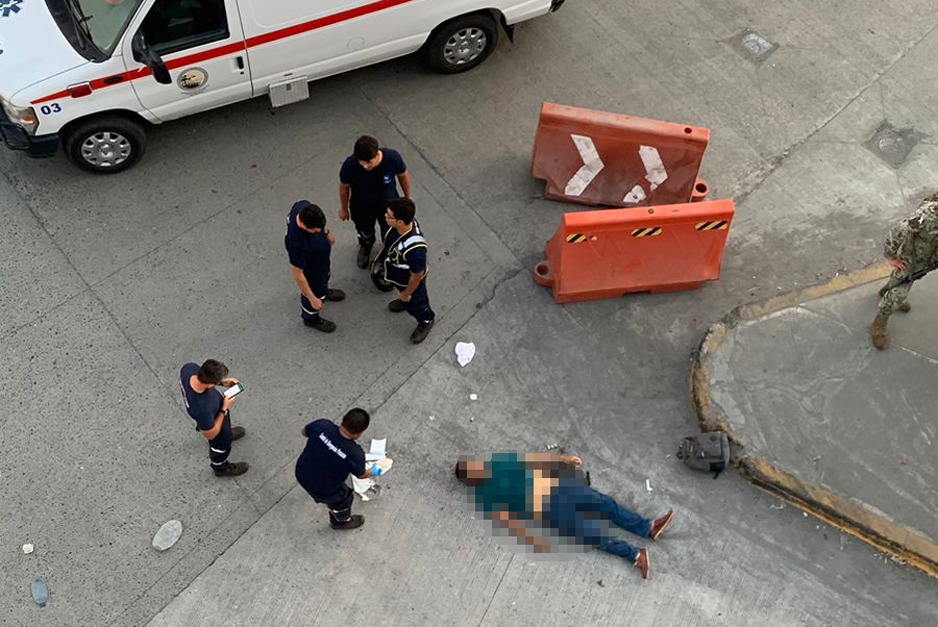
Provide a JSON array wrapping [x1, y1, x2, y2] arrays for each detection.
[[631, 227, 663, 238], [696, 220, 729, 231], [566, 233, 597, 244]]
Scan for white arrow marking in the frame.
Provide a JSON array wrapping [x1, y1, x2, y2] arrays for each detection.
[[639, 145, 668, 188], [623, 145, 669, 203], [623, 185, 646, 204], [565, 134, 605, 197]]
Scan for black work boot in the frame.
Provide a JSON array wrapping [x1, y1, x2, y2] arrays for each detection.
[[214, 462, 249, 477], [325, 289, 346, 302], [410, 320, 434, 344], [356, 245, 372, 269], [231, 427, 246, 441], [331, 515, 365, 530], [304, 317, 337, 333], [371, 273, 395, 293], [388, 298, 407, 313]]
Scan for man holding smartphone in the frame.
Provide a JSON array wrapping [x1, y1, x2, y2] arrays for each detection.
[[178, 359, 249, 477]]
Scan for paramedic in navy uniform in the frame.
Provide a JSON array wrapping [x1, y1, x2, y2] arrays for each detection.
[[377, 198, 436, 344], [295, 409, 375, 530], [285, 200, 346, 333], [338, 135, 411, 270], [178, 359, 249, 477]]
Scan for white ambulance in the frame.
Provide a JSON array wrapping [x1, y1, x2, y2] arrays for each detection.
[[0, 0, 564, 173]]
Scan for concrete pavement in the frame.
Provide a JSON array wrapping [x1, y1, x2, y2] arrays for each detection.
[[146, 272, 934, 627], [3, 0, 938, 625], [694, 265, 938, 576]]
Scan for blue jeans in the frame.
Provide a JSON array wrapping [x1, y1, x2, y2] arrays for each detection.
[[546, 480, 651, 562]]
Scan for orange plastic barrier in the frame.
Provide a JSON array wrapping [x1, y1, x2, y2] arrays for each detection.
[[531, 102, 710, 207], [534, 200, 735, 303]]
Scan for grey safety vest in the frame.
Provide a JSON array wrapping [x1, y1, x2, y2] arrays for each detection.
[[383, 223, 428, 288]]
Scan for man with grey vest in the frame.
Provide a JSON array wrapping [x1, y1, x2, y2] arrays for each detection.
[[375, 198, 435, 344]]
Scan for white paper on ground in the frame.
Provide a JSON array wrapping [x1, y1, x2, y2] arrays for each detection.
[[366, 438, 387, 461], [353, 457, 394, 500], [455, 342, 476, 367], [352, 475, 375, 500]]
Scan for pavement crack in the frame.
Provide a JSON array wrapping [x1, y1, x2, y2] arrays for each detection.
[[477, 553, 514, 627]]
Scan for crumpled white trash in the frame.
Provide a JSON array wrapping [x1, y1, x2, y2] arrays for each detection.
[[455, 342, 476, 367]]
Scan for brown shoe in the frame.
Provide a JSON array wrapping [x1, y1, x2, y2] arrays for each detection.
[[331, 515, 365, 530], [649, 510, 674, 541], [634, 548, 650, 579], [871, 314, 889, 350], [898, 301, 911, 313], [213, 462, 249, 477], [410, 320, 434, 344], [388, 298, 407, 313], [231, 427, 246, 441]]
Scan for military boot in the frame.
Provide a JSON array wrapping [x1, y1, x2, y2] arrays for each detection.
[[870, 314, 889, 350], [898, 301, 911, 313]]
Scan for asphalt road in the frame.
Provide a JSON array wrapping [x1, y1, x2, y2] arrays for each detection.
[[2, 1, 937, 625]]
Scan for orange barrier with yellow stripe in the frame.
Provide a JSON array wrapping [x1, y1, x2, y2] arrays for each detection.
[[534, 200, 735, 303]]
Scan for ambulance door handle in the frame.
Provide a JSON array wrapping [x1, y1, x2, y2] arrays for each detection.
[[233, 56, 245, 74]]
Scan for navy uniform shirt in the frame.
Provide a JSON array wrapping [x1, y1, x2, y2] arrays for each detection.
[[295, 419, 366, 498], [178, 362, 222, 431], [284, 201, 331, 289], [382, 221, 428, 287], [339, 148, 406, 211]]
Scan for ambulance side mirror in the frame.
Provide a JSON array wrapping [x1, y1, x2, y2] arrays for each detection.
[[132, 31, 172, 85]]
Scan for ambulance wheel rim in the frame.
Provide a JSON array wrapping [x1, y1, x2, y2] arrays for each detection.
[[80, 131, 132, 168], [443, 28, 487, 65]]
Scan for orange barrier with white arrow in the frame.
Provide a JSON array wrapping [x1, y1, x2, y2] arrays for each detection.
[[531, 102, 710, 207]]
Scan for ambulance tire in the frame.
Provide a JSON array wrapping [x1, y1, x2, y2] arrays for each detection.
[[64, 116, 146, 174], [424, 14, 499, 74]]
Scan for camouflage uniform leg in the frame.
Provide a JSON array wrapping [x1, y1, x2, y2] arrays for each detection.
[[877, 278, 912, 317]]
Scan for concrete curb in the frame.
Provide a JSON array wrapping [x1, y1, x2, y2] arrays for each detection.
[[690, 263, 938, 578]]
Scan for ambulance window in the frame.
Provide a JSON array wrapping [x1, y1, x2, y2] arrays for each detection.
[[140, 0, 230, 56]]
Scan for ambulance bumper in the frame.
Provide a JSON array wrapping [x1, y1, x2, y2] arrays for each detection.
[[0, 110, 59, 158]]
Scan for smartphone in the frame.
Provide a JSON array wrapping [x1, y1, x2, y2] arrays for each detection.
[[223, 382, 244, 399]]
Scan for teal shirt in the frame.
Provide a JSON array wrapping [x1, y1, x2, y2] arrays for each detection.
[[475, 453, 535, 520]]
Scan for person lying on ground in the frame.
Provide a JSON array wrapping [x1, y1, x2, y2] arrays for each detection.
[[455, 452, 673, 579]]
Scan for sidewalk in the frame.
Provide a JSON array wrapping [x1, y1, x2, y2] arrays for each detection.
[[693, 265, 938, 577]]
